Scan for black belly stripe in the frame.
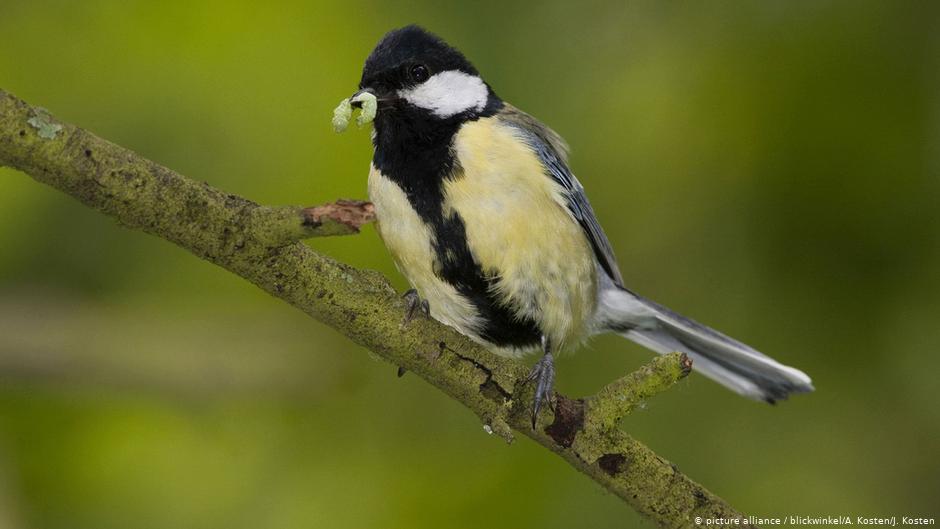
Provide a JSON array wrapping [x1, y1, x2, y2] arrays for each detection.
[[371, 102, 541, 349], [432, 211, 541, 348]]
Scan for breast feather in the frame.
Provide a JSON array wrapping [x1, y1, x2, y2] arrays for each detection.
[[445, 119, 597, 349]]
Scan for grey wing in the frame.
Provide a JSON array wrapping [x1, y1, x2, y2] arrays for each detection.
[[497, 105, 625, 287]]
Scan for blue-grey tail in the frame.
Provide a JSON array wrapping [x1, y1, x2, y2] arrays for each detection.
[[596, 287, 814, 403]]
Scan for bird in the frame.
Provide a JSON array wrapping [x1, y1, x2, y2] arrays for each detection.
[[347, 25, 813, 425]]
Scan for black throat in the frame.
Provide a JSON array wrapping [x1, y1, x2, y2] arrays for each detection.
[[371, 105, 465, 220]]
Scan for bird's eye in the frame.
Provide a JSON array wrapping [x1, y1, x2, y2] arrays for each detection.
[[410, 64, 430, 83]]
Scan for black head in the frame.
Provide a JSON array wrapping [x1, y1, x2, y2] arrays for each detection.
[[360, 25, 478, 89], [353, 25, 501, 136]]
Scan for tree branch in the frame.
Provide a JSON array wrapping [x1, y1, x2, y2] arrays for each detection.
[[0, 88, 756, 528], [249, 200, 376, 246]]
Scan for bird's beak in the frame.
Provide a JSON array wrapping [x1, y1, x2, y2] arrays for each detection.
[[350, 88, 371, 108], [350, 87, 397, 109]]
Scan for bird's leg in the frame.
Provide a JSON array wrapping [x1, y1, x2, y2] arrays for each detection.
[[401, 288, 430, 325], [526, 335, 556, 429]]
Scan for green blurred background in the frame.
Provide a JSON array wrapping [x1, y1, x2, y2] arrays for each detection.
[[1, 1, 938, 527]]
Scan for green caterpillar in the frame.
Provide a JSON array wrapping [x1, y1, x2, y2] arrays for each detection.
[[332, 92, 378, 133]]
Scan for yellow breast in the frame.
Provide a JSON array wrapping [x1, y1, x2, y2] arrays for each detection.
[[445, 117, 597, 351]]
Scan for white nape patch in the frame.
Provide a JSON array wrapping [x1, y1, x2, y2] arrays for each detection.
[[398, 70, 488, 118]]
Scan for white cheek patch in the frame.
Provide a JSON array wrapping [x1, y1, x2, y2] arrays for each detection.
[[398, 70, 488, 118]]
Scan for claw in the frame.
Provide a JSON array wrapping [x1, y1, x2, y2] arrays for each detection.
[[402, 289, 430, 326], [526, 338, 555, 429]]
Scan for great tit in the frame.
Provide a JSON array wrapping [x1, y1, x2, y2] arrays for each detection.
[[349, 25, 813, 424]]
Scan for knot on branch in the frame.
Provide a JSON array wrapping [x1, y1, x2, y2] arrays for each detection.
[[545, 395, 585, 448], [246, 200, 376, 247], [302, 199, 375, 233]]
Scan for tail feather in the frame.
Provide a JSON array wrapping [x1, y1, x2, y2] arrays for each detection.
[[597, 286, 814, 403]]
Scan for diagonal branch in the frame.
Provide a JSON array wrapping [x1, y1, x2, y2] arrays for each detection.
[[0, 88, 757, 529]]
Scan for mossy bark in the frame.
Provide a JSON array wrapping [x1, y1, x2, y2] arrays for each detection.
[[0, 88, 757, 529]]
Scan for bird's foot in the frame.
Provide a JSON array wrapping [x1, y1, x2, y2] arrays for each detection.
[[401, 288, 430, 326], [526, 350, 555, 429]]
